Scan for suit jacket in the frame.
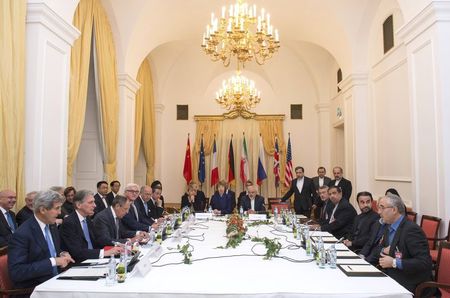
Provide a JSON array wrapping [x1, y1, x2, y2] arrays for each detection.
[[106, 191, 116, 206], [312, 176, 332, 193], [320, 199, 357, 239], [281, 177, 315, 214], [360, 220, 387, 261], [381, 217, 433, 293], [348, 210, 379, 250], [210, 191, 233, 215], [148, 198, 164, 220], [134, 197, 155, 226], [0, 209, 16, 247], [92, 207, 135, 247], [93, 193, 110, 216], [60, 211, 102, 262], [328, 178, 353, 201], [241, 195, 266, 213], [59, 201, 75, 219], [227, 189, 236, 211], [122, 202, 151, 232], [317, 199, 334, 225], [237, 191, 247, 209], [8, 216, 61, 288], [16, 206, 33, 226], [181, 192, 206, 212]]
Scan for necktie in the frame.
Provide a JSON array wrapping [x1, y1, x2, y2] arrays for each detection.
[[144, 202, 149, 215], [132, 203, 139, 221], [115, 218, 120, 239], [5, 212, 15, 232], [388, 226, 396, 246], [44, 225, 58, 276], [102, 197, 108, 208], [81, 219, 94, 249]]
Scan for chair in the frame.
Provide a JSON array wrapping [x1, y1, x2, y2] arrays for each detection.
[[420, 215, 442, 250], [268, 197, 281, 210], [429, 220, 450, 262], [204, 197, 210, 211], [406, 211, 418, 223], [415, 241, 450, 298], [271, 203, 290, 213], [0, 247, 34, 298]]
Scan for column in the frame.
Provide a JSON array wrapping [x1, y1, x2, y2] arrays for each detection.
[[25, 1, 80, 192], [116, 74, 140, 185], [339, 73, 370, 202], [398, 1, 450, 225], [154, 103, 165, 180], [315, 102, 331, 169]]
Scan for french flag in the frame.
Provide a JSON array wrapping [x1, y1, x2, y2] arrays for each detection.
[[210, 138, 219, 186], [257, 135, 267, 185]]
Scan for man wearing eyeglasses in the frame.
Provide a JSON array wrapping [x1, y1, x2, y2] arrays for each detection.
[[376, 194, 432, 294], [122, 183, 155, 232], [0, 189, 17, 247]]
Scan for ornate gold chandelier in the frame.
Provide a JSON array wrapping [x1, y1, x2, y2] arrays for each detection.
[[201, 0, 280, 68], [215, 71, 261, 115]]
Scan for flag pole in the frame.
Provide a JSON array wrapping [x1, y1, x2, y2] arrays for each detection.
[[242, 131, 245, 192]]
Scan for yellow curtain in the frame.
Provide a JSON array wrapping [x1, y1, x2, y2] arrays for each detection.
[[0, 0, 26, 208], [258, 119, 286, 188], [137, 59, 156, 184], [92, 2, 119, 181], [192, 120, 221, 186], [134, 62, 145, 166], [67, 0, 94, 184]]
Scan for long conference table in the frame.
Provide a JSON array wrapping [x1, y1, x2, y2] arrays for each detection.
[[31, 217, 412, 298]]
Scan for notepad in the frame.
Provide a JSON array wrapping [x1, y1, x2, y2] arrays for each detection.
[[311, 236, 338, 243], [336, 258, 368, 265], [336, 250, 359, 258], [59, 267, 107, 278], [338, 264, 385, 277]]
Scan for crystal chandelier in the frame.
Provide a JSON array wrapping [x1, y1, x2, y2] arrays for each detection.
[[216, 71, 261, 113], [201, 0, 280, 67]]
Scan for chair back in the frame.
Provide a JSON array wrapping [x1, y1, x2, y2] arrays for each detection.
[[204, 197, 210, 211], [436, 241, 450, 288], [406, 211, 417, 223], [0, 247, 14, 294], [268, 198, 281, 210], [271, 203, 290, 212], [420, 215, 441, 250]]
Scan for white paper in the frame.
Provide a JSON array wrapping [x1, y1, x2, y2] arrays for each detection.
[[248, 214, 267, 221], [336, 258, 368, 265], [59, 268, 107, 277], [337, 251, 358, 258], [343, 265, 381, 273]]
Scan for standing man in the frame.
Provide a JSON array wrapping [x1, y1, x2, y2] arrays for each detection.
[[241, 185, 266, 214], [16, 191, 37, 226], [281, 166, 315, 216], [312, 167, 331, 192], [0, 189, 17, 247], [60, 190, 122, 262], [106, 180, 121, 205], [316, 186, 357, 239], [93, 181, 110, 216], [343, 191, 379, 251], [328, 167, 352, 201], [376, 194, 433, 294], [8, 190, 74, 288]]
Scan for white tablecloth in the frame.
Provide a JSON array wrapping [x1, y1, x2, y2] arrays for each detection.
[[31, 219, 412, 298]]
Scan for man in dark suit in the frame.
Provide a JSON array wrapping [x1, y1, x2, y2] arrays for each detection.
[[93, 180, 110, 216], [316, 185, 357, 239], [343, 191, 379, 251], [60, 190, 122, 262], [106, 180, 121, 206], [8, 190, 74, 288], [122, 183, 153, 232], [311, 167, 331, 218], [241, 185, 266, 213], [376, 194, 433, 294], [315, 186, 334, 224], [236, 180, 253, 210], [150, 180, 165, 208], [93, 195, 145, 247], [0, 189, 18, 247], [281, 166, 315, 216], [136, 185, 160, 227], [16, 191, 36, 226], [328, 166, 352, 201], [148, 184, 165, 221]]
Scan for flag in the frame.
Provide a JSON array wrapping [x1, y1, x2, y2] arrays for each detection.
[[284, 135, 293, 187], [210, 138, 219, 186], [273, 137, 280, 187], [183, 135, 192, 184], [198, 136, 205, 184], [228, 138, 235, 184], [257, 135, 267, 185], [240, 135, 250, 184]]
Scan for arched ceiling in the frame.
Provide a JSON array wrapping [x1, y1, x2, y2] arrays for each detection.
[[99, 0, 433, 78]]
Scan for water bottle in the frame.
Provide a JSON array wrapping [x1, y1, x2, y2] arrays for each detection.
[[329, 244, 337, 269], [239, 205, 244, 217], [105, 255, 116, 286], [124, 240, 132, 272], [273, 207, 278, 223], [317, 236, 326, 268], [305, 227, 313, 256], [293, 223, 298, 239], [208, 204, 213, 214]]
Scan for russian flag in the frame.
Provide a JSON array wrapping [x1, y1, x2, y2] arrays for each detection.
[[257, 135, 267, 185]]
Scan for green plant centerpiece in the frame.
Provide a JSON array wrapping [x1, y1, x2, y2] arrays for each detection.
[[251, 237, 282, 259], [218, 214, 247, 249]]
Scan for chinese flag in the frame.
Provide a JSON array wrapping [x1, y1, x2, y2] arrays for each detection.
[[183, 136, 192, 184]]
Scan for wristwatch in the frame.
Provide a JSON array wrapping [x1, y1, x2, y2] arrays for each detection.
[[392, 258, 397, 268]]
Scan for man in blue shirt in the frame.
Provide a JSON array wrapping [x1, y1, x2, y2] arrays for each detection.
[[377, 194, 432, 294]]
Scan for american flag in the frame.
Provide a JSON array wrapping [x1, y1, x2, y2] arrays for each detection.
[[284, 135, 293, 187], [273, 137, 280, 187]]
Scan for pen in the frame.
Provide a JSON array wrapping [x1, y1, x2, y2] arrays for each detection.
[[347, 265, 353, 271]]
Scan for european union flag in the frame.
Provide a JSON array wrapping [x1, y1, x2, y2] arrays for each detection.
[[198, 137, 206, 183]]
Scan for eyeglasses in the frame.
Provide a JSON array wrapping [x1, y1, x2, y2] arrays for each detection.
[[126, 190, 139, 194], [378, 205, 394, 211]]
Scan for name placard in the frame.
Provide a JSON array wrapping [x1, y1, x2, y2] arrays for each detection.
[[134, 255, 152, 277], [248, 214, 267, 221], [195, 213, 213, 220]]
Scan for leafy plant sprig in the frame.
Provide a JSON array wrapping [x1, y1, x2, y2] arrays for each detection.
[[177, 242, 192, 264], [252, 237, 282, 259], [247, 220, 270, 227]]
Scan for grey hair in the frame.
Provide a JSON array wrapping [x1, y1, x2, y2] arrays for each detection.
[[319, 185, 329, 190], [26, 191, 38, 198], [49, 186, 64, 193], [124, 183, 139, 192], [112, 195, 128, 207], [385, 194, 405, 215], [73, 189, 94, 207], [33, 190, 64, 213]]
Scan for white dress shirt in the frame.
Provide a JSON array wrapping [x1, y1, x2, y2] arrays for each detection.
[[296, 177, 305, 193], [319, 177, 324, 187], [75, 210, 104, 258], [34, 215, 57, 267]]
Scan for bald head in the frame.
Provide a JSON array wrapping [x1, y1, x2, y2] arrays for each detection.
[[0, 189, 17, 210]]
